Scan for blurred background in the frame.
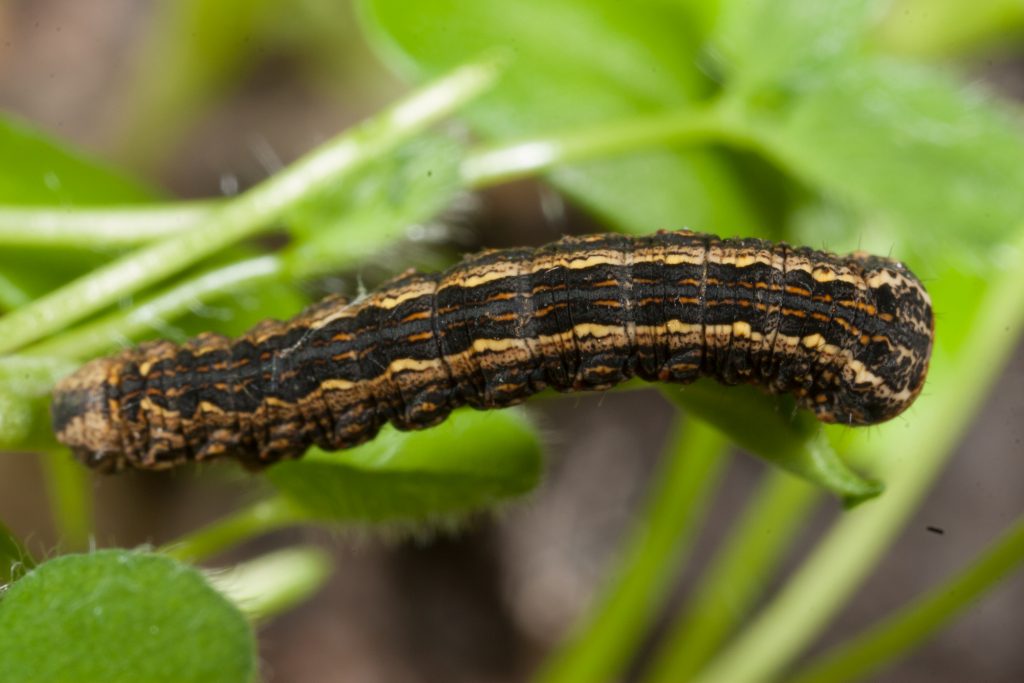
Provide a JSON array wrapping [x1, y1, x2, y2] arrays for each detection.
[[1, 1, 1022, 681]]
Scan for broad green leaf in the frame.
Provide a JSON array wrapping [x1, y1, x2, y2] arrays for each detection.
[[714, 0, 875, 88], [358, 0, 761, 234], [267, 408, 542, 522], [0, 115, 157, 300], [0, 116, 155, 206], [710, 0, 1024, 258], [663, 381, 881, 504], [0, 550, 256, 683], [744, 59, 1024, 259]]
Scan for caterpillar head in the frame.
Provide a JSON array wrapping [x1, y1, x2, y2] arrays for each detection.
[[827, 254, 934, 426]]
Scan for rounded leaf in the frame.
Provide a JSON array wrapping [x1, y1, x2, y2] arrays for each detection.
[[267, 408, 542, 522], [0, 550, 256, 683]]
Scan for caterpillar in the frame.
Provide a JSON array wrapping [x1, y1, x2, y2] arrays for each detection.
[[52, 229, 934, 473]]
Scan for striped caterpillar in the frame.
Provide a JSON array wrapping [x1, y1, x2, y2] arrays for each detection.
[[52, 230, 934, 472]]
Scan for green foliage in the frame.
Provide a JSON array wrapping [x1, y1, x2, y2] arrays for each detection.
[[0, 0, 1023, 681], [0, 118, 158, 306], [268, 408, 541, 522], [0, 551, 256, 683], [664, 381, 880, 504], [359, 0, 763, 234], [0, 117, 155, 206]]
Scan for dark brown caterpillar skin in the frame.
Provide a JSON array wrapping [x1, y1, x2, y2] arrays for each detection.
[[52, 230, 934, 472]]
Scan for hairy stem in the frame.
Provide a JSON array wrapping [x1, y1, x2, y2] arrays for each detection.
[[0, 55, 505, 354], [462, 103, 748, 188], [162, 497, 307, 563]]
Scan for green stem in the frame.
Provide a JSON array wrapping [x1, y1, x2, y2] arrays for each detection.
[[40, 451, 93, 552], [691, 229, 1024, 683], [0, 201, 218, 248], [0, 98, 745, 260], [0, 102, 741, 254], [0, 56, 505, 354], [161, 497, 306, 563], [788, 515, 1024, 683], [26, 255, 283, 360], [461, 103, 749, 189], [644, 470, 820, 683], [536, 418, 729, 683], [204, 546, 333, 621]]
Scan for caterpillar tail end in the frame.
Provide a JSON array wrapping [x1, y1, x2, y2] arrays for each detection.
[[51, 357, 128, 473]]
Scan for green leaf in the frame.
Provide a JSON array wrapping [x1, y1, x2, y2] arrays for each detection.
[[0, 115, 158, 299], [267, 408, 542, 522], [358, 0, 762, 234], [0, 550, 256, 683], [0, 115, 155, 206], [710, 0, 1024, 258], [878, 0, 1024, 57], [714, 0, 874, 88], [662, 381, 881, 503], [744, 59, 1024, 259]]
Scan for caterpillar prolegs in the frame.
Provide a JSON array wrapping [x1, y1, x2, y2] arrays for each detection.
[[52, 230, 934, 472]]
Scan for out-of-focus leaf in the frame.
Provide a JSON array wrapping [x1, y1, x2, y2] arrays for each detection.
[[714, 0, 874, 88], [267, 408, 542, 522], [878, 0, 1024, 57], [0, 248, 112, 304], [0, 115, 157, 298], [744, 60, 1024, 260], [0, 550, 256, 683], [0, 116, 155, 206], [710, 0, 1024, 259], [663, 381, 881, 504], [359, 0, 761, 235]]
